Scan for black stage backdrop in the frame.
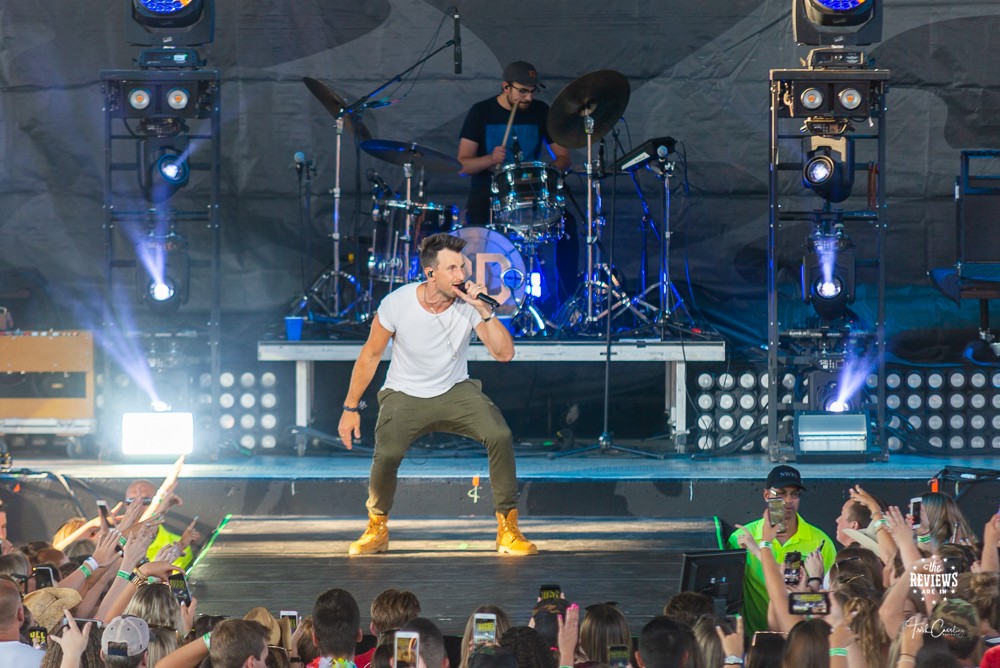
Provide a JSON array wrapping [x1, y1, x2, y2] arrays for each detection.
[[1, 0, 999, 348]]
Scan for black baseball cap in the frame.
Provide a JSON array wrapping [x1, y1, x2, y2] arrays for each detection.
[[766, 465, 805, 491], [502, 61, 544, 89]]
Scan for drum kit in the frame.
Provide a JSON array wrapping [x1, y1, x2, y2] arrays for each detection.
[[292, 68, 687, 339]]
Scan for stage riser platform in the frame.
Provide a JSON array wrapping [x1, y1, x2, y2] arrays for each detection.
[[5, 465, 1000, 551]]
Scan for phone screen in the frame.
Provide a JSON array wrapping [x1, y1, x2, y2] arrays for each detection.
[[28, 626, 47, 650], [473, 614, 496, 647], [767, 497, 786, 531], [32, 566, 55, 590], [538, 584, 561, 600], [280, 610, 299, 633], [608, 644, 630, 668], [910, 498, 923, 528], [783, 551, 802, 586], [788, 591, 830, 616], [168, 572, 192, 606], [395, 632, 419, 668]]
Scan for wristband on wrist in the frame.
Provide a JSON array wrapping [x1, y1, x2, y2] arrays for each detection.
[[119, 535, 129, 548], [78, 563, 93, 578], [829, 648, 848, 657], [116, 569, 132, 581], [202, 633, 211, 650], [342, 400, 367, 413], [917, 533, 932, 543], [758, 540, 773, 550], [84, 556, 99, 571], [482, 313, 495, 323]]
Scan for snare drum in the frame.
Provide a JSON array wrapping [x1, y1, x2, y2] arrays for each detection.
[[490, 161, 565, 241], [368, 199, 454, 283], [453, 227, 527, 317]]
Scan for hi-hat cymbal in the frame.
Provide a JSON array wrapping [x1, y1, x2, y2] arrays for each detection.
[[546, 70, 630, 149], [360, 139, 461, 173], [303, 77, 372, 141]]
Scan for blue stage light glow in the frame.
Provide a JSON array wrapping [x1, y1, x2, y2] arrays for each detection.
[[138, 0, 193, 15], [812, 0, 868, 11]]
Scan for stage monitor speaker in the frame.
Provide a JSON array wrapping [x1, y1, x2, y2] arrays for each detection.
[[957, 150, 1000, 280]]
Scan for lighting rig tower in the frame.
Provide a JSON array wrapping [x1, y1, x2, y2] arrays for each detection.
[[100, 0, 220, 456], [767, 0, 889, 462]]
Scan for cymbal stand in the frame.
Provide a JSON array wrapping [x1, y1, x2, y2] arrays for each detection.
[[632, 161, 697, 337]]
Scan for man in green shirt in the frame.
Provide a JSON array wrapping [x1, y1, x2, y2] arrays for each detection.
[[725, 465, 837, 634]]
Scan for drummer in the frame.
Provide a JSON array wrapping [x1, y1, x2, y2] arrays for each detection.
[[456, 61, 575, 303]]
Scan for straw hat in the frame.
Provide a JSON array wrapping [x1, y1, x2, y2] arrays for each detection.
[[244, 606, 282, 646], [23, 587, 82, 632]]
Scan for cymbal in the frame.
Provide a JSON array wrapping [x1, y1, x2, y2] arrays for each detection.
[[303, 77, 372, 141], [360, 139, 461, 173], [546, 70, 630, 149]]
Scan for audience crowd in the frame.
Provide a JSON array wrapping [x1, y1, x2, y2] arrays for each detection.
[[0, 463, 999, 668]]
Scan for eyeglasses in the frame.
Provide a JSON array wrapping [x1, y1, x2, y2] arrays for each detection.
[[768, 488, 802, 500], [125, 497, 153, 506], [268, 645, 288, 658], [508, 83, 537, 96]]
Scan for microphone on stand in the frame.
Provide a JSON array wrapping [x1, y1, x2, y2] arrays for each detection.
[[453, 7, 462, 74], [293, 151, 308, 175], [366, 168, 394, 198]]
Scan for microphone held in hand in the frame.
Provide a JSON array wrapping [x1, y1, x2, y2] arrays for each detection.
[[457, 283, 500, 309]]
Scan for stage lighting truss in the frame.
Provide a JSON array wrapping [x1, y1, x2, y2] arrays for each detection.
[[135, 230, 190, 313], [792, 0, 882, 47]]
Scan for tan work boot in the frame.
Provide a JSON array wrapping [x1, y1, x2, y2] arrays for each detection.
[[348, 513, 389, 555], [496, 508, 537, 555]]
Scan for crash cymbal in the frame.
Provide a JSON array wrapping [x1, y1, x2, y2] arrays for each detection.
[[546, 70, 630, 149], [360, 139, 461, 174], [303, 77, 372, 141]]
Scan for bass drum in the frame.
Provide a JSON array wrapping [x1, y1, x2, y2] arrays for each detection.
[[453, 227, 527, 317]]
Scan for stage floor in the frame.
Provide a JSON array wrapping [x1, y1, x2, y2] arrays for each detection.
[[187, 515, 720, 636]]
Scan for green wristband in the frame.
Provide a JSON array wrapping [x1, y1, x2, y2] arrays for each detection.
[[203, 632, 211, 649], [829, 648, 848, 657], [116, 570, 131, 581]]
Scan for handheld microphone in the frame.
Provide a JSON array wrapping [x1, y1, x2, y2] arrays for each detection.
[[457, 283, 500, 308], [453, 7, 462, 74]]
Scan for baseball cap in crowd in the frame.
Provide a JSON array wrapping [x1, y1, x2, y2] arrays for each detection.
[[931, 598, 979, 658], [102, 615, 150, 659], [766, 465, 805, 491], [502, 61, 544, 89]]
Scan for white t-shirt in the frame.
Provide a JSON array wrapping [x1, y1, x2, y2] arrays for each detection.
[[0, 640, 44, 668], [378, 282, 481, 398]]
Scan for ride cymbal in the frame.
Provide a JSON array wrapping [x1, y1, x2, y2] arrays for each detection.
[[360, 139, 461, 174]]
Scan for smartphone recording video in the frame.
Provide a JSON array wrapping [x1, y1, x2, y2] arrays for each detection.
[[909, 497, 923, 529], [32, 566, 56, 590], [783, 551, 803, 587], [168, 572, 192, 607], [280, 610, 299, 633], [28, 626, 47, 650], [473, 613, 497, 647], [788, 591, 830, 616], [767, 497, 786, 532], [394, 631, 419, 668], [608, 644, 630, 668], [538, 584, 561, 601], [96, 500, 113, 530]]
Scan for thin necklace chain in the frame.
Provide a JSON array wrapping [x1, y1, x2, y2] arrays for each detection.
[[424, 285, 459, 360]]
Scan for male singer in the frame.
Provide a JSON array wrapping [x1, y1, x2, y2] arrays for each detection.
[[338, 233, 536, 556]]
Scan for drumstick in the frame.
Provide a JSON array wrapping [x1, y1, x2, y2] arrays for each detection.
[[500, 102, 518, 153]]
